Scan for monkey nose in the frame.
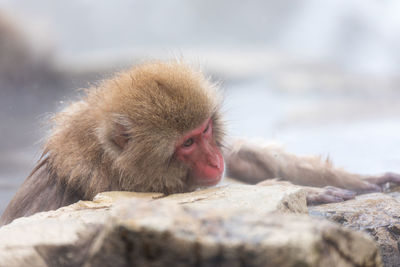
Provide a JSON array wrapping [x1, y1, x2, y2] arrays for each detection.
[[207, 155, 221, 169]]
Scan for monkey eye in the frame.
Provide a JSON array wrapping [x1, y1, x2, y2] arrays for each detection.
[[182, 138, 194, 147], [203, 123, 210, 134]]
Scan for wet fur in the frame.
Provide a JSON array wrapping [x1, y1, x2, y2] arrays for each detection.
[[225, 139, 380, 192]]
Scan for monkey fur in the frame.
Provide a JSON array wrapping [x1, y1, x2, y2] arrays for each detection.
[[1, 61, 224, 225], [225, 139, 400, 204]]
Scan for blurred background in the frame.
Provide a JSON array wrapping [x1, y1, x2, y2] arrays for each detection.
[[0, 0, 399, 214]]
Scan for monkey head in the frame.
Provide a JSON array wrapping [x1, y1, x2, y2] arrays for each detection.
[[65, 61, 227, 195]]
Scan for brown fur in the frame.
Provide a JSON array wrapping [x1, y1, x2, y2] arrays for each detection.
[[1, 61, 224, 225], [225, 139, 374, 190], [224, 139, 397, 204]]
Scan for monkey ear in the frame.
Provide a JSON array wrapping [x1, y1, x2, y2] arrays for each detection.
[[97, 115, 132, 156], [112, 122, 130, 149]]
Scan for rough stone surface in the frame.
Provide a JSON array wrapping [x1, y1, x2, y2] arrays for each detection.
[[0, 184, 382, 267], [84, 200, 381, 267], [0, 200, 110, 267], [309, 192, 400, 267], [94, 183, 308, 214]]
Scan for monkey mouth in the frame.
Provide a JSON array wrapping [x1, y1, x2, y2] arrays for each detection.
[[197, 174, 222, 186]]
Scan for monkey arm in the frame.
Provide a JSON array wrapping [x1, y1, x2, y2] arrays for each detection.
[[224, 139, 398, 195]]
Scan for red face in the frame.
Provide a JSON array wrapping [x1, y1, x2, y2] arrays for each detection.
[[175, 118, 224, 186]]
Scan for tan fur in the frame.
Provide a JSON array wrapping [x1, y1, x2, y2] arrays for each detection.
[[0, 61, 224, 225], [225, 139, 378, 192], [46, 61, 224, 198]]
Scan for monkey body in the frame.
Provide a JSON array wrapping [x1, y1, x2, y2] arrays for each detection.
[[1, 62, 224, 225]]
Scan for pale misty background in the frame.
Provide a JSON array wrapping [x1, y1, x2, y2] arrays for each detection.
[[0, 0, 399, 214]]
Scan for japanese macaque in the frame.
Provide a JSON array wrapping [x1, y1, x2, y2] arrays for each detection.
[[1, 61, 399, 225], [1, 61, 225, 225]]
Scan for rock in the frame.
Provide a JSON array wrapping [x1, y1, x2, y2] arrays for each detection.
[[0, 200, 110, 267], [309, 192, 400, 267], [85, 200, 381, 267], [0, 184, 381, 267], [94, 183, 308, 214]]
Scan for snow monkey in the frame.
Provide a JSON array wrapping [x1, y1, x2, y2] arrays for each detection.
[[1, 61, 399, 225]]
